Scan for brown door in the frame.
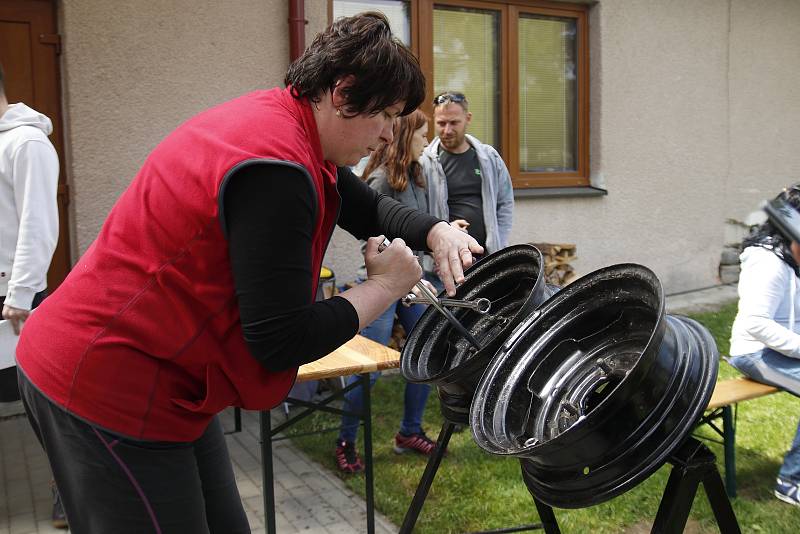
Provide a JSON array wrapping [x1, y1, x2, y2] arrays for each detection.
[[0, 0, 70, 291]]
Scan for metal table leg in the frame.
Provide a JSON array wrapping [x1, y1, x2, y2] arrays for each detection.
[[362, 372, 375, 534], [721, 405, 736, 497], [399, 421, 457, 534], [260, 411, 277, 534]]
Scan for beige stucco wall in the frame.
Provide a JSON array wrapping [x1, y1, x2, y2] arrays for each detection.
[[57, 0, 800, 294], [726, 0, 800, 242], [60, 0, 292, 256]]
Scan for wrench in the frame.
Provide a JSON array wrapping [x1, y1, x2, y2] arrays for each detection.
[[377, 238, 482, 350], [402, 293, 491, 315]]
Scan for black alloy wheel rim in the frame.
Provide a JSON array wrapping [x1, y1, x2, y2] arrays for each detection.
[[469, 264, 718, 508], [401, 245, 557, 424]]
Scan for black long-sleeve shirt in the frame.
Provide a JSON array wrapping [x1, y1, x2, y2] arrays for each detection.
[[222, 164, 440, 372]]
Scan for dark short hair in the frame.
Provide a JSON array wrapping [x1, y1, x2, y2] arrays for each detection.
[[285, 12, 424, 117], [0, 63, 4, 96]]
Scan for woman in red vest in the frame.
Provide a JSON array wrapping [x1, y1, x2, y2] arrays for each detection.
[[15, 12, 482, 533]]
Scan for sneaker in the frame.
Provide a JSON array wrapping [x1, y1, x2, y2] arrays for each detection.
[[335, 440, 364, 473], [393, 431, 438, 456], [774, 477, 800, 507], [51, 482, 68, 529]]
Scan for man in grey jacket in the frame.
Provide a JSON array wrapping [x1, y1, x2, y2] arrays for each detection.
[[420, 92, 513, 274]]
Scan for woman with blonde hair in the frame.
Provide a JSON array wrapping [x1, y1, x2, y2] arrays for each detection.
[[335, 109, 440, 473]]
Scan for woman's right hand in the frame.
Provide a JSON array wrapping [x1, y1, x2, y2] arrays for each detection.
[[364, 236, 422, 299]]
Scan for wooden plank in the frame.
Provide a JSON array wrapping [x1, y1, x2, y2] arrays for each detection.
[[296, 335, 400, 383], [706, 378, 779, 410]]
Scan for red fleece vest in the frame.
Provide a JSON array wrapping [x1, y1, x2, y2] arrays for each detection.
[[17, 88, 340, 441]]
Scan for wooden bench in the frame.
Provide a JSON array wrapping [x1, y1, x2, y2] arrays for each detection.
[[698, 377, 780, 497]]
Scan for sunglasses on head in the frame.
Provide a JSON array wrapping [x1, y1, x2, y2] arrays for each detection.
[[433, 92, 467, 106]]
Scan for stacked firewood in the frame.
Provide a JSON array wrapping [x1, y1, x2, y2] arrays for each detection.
[[529, 243, 578, 287]]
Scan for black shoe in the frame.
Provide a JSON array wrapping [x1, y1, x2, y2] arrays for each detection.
[[51, 483, 68, 529]]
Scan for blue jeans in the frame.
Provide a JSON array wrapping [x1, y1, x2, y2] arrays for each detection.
[[729, 348, 800, 483], [338, 299, 430, 443]]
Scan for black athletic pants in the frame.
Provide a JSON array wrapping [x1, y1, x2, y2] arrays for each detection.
[[18, 371, 250, 534]]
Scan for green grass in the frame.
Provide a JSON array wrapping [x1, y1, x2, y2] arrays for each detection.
[[288, 302, 800, 532]]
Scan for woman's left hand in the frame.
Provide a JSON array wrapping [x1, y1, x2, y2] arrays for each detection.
[[426, 221, 484, 296]]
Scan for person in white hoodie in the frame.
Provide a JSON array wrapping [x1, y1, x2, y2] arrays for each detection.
[[0, 64, 59, 387], [0, 65, 63, 528], [729, 184, 800, 507]]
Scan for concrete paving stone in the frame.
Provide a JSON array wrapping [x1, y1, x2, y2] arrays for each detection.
[[245, 509, 263, 529], [274, 510, 296, 531], [273, 524, 299, 534], [0, 401, 25, 418], [286, 459, 317, 478], [318, 488, 359, 510], [268, 457, 290, 475], [278, 470, 307, 491], [27, 468, 49, 485], [270, 481, 297, 502], [232, 467, 248, 482], [277, 482, 314, 502], [33, 521, 62, 534], [309, 505, 346, 526], [303, 474, 340, 494], [229, 454, 262, 473], [228, 435, 262, 458], [30, 488, 49, 505], [274, 446, 304, 466], [291, 516, 326, 531], [242, 494, 265, 515], [228, 428, 259, 448], [5, 495, 33, 515], [332, 508, 369, 527], [325, 522, 361, 534], [245, 467, 267, 486], [275, 496, 315, 522], [7, 513, 36, 534], [665, 283, 737, 315], [4, 466, 26, 481], [236, 477, 261, 499], [31, 500, 50, 521]]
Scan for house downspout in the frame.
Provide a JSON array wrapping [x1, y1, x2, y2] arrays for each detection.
[[288, 0, 306, 61]]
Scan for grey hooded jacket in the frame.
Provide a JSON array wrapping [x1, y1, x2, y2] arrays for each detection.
[[420, 134, 513, 270]]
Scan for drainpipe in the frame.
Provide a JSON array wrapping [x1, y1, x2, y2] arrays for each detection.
[[288, 0, 306, 61]]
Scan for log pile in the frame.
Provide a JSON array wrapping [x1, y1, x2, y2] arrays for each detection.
[[529, 243, 578, 287]]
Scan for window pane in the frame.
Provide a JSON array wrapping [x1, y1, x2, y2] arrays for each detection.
[[333, 0, 411, 46], [518, 14, 577, 172], [433, 6, 500, 151]]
